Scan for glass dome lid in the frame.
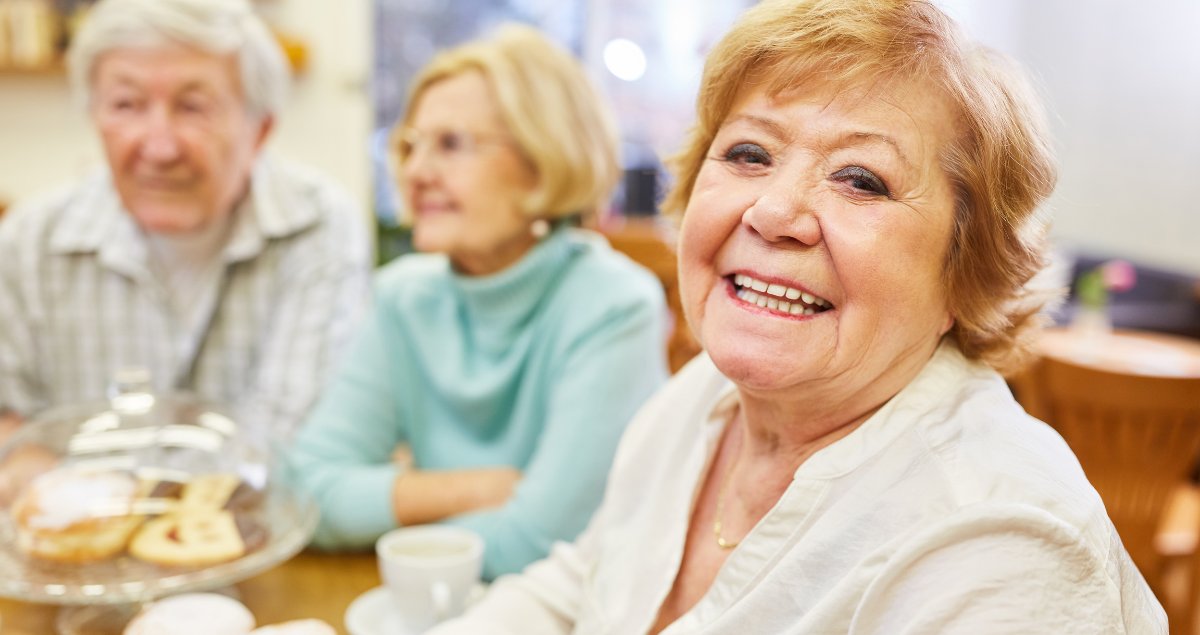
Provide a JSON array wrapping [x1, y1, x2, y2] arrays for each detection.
[[0, 370, 317, 605]]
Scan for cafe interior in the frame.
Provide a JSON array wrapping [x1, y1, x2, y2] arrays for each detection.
[[1, 0, 1199, 633]]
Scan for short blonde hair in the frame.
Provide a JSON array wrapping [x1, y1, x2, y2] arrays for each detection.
[[394, 24, 620, 220], [665, 0, 1059, 375]]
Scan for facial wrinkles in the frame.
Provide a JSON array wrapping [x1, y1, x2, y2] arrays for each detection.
[[792, 100, 939, 368], [93, 48, 260, 233], [681, 83, 965, 440]]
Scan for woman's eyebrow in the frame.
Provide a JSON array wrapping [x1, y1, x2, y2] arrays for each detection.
[[723, 113, 789, 143], [839, 131, 912, 170]]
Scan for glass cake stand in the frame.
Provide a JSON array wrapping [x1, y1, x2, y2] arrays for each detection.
[[0, 381, 318, 633]]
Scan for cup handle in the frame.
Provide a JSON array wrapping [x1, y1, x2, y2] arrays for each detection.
[[431, 581, 452, 621]]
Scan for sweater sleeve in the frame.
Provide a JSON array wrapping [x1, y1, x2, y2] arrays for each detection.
[[289, 298, 406, 549], [442, 288, 668, 579]]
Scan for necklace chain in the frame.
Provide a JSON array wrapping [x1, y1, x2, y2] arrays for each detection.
[[713, 430, 741, 550]]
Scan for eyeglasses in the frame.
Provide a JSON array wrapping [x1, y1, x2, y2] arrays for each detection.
[[395, 127, 513, 167]]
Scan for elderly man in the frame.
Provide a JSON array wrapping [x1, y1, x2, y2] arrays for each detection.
[[0, 0, 370, 444]]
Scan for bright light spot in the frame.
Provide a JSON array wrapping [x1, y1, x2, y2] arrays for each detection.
[[604, 39, 646, 81]]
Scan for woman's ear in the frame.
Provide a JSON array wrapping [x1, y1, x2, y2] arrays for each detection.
[[938, 312, 955, 337]]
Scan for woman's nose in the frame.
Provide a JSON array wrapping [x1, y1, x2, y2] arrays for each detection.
[[741, 171, 823, 247], [401, 148, 438, 187]]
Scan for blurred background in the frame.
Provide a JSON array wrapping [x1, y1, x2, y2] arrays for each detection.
[[4, 0, 1200, 626], [1, 0, 1198, 321]]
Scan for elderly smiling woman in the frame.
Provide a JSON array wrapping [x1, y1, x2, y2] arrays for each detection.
[[291, 26, 667, 579], [429, 1, 1165, 633]]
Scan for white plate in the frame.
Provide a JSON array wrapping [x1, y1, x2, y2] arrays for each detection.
[[344, 584, 488, 635], [345, 586, 418, 635]]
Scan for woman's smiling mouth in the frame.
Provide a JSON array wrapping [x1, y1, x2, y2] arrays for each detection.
[[728, 273, 833, 316]]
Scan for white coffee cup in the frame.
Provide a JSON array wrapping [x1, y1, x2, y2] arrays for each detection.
[[376, 526, 484, 632]]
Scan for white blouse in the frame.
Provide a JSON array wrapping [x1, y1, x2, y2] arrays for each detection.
[[430, 342, 1165, 634]]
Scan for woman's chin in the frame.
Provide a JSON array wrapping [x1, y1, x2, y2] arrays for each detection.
[[704, 333, 831, 393], [699, 290, 837, 390], [410, 227, 453, 255]]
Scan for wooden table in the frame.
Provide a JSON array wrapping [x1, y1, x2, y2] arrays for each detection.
[[1039, 327, 1200, 378], [0, 551, 381, 635]]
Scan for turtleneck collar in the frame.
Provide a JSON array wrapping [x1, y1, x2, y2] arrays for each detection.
[[448, 226, 580, 323]]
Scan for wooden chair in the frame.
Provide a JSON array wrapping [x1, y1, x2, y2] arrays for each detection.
[[1013, 357, 1200, 632], [603, 217, 702, 374]]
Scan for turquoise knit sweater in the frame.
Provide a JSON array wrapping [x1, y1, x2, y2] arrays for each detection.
[[290, 228, 668, 578]]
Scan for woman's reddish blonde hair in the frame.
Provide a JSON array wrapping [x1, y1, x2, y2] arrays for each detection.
[[664, 0, 1059, 375]]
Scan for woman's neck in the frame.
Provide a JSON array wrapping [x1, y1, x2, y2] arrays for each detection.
[[734, 336, 940, 470], [450, 231, 539, 276]]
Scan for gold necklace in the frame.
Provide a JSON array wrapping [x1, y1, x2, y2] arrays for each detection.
[[713, 433, 741, 550]]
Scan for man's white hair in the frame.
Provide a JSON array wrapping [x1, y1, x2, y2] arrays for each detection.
[[68, 0, 289, 119]]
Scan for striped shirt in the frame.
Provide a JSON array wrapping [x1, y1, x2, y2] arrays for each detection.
[[0, 156, 371, 441]]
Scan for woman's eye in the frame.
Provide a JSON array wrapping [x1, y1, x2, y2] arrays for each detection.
[[438, 132, 468, 153], [832, 166, 890, 197], [722, 143, 771, 166]]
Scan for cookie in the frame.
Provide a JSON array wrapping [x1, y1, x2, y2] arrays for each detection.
[[129, 510, 245, 567]]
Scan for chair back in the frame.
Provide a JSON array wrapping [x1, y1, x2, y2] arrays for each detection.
[[604, 219, 702, 374], [1015, 356, 1200, 591]]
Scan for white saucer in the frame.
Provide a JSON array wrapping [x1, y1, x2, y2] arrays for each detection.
[[345, 584, 489, 635], [345, 586, 418, 635]]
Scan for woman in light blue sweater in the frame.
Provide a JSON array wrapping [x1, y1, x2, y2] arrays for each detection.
[[290, 26, 668, 579]]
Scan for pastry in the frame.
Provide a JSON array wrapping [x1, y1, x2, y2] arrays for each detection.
[[131, 472, 267, 566], [250, 619, 337, 635], [124, 593, 255, 635], [12, 469, 145, 563], [129, 510, 246, 567], [180, 473, 240, 510]]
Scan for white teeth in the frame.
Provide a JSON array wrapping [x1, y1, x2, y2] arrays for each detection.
[[735, 274, 832, 312], [804, 307, 814, 315]]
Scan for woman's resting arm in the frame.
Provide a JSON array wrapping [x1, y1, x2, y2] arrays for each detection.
[[443, 292, 667, 578], [289, 304, 407, 549], [851, 504, 1166, 635], [392, 466, 521, 527]]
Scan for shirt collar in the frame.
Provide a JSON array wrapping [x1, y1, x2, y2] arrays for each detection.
[[703, 339, 987, 482], [224, 158, 321, 263], [792, 339, 982, 480], [47, 171, 124, 256]]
